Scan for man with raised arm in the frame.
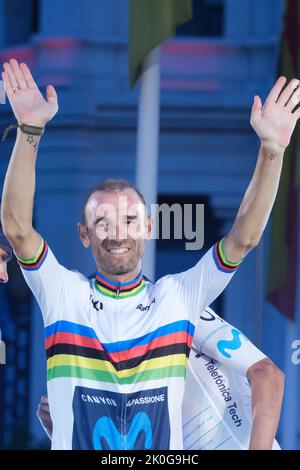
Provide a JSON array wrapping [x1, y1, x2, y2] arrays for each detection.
[[1, 59, 299, 450]]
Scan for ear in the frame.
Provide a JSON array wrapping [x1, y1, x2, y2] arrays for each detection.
[[145, 216, 153, 241], [77, 223, 91, 248]]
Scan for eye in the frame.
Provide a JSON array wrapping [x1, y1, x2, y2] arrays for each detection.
[[96, 220, 109, 231]]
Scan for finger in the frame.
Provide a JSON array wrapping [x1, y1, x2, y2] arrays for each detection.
[[1, 70, 18, 103], [250, 96, 262, 127], [39, 405, 50, 415], [265, 76, 287, 104], [277, 78, 300, 106], [39, 402, 49, 411], [37, 404, 49, 415], [9, 58, 27, 89], [3, 62, 19, 90], [1, 71, 14, 97], [286, 88, 300, 112], [19, 62, 38, 89], [38, 410, 51, 421], [46, 85, 57, 104], [252, 95, 262, 113]]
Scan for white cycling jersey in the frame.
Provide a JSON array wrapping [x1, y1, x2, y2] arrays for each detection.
[[183, 307, 281, 450], [17, 238, 241, 450]]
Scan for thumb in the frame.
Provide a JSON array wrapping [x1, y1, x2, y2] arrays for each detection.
[[252, 95, 262, 113], [46, 85, 57, 104]]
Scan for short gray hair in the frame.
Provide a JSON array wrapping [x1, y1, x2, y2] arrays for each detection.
[[82, 179, 146, 224]]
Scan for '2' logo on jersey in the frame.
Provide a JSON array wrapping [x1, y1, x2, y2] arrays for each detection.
[[72, 386, 170, 450]]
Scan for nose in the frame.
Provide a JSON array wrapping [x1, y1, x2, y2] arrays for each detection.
[[0, 263, 8, 283], [108, 223, 127, 241]]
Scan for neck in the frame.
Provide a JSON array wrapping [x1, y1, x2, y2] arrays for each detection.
[[96, 265, 142, 284]]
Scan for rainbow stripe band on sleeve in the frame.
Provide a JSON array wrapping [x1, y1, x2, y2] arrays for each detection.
[[212, 238, 243, 273], [17, 240, 48, 271]]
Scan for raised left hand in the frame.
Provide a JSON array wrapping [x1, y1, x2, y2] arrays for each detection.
[[2, 59, 58, 127], [250, 77, 300, 153]]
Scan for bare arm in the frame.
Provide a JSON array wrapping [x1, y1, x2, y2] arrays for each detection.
[[1, 59, 58, 259], [247, 358, 285, 450], [224, 77, 300, 262]]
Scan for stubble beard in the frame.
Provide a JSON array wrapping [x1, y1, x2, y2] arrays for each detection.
[[97, 248, 143, 276]]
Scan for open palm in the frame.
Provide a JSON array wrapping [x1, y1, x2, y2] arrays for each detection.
[[251, 77, 300, 152], [1, 59, 58, 127]]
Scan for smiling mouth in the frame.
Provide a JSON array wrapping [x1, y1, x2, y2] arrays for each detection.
[[107, 247, 130, 255]]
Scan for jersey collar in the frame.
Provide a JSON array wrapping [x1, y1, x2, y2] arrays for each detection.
[[95, 271, 146, 299]]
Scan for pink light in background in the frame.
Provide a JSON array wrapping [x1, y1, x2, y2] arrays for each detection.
[[162, 40, 225, 56], [37, 37, 80, 69], [161, 40, 228, 91], [38, 37, 79, 49], [0, 47, 34, 64], [0, 38, 79, 88], [160, 78, 220, 91]]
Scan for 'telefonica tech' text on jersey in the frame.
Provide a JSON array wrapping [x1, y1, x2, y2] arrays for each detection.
[[182, 307, 280, 450], [17, 238, 242, 450]]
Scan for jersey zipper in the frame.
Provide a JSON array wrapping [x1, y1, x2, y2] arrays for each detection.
[[115, 282, 127, 449], [116, 283, 120, 297]]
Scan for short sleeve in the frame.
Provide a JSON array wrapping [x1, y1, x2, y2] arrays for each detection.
[[192, 307, 267, 376], [176, 239, 243, 325], [16, 239, 69, 325]]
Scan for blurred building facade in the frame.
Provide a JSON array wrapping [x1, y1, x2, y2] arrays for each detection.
[[0, 0, 299, 449]]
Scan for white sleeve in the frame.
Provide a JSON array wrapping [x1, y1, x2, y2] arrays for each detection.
[[16, 239, 71, 325], [176, 239, 242, 325], [192, 307, 267, 376]]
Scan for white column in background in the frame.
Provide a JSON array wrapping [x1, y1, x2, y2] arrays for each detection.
[[136, 47, 160, 281]]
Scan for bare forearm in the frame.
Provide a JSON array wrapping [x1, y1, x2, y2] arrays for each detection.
[[249, 415, 280, 450], [248, 363, 284, 450], [224, 143, 284, 260], [1, 129, 41, 236], [233, 142, 283, 242]]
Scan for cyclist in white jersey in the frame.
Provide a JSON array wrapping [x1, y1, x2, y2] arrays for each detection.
[[1, 59, 299, 449], [183, 307, 283, 450], [37, 307, 284, 450]]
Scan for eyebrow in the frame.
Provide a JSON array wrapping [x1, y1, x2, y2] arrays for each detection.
[[94, 215, 138, 225], [94, 216, 109, 226]]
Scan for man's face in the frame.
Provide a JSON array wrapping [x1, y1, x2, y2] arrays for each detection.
[[0, 245, 11, 283], [79, 189, 152, 276]]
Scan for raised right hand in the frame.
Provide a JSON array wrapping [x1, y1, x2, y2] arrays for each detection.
[[2, 59, 58, 127]]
